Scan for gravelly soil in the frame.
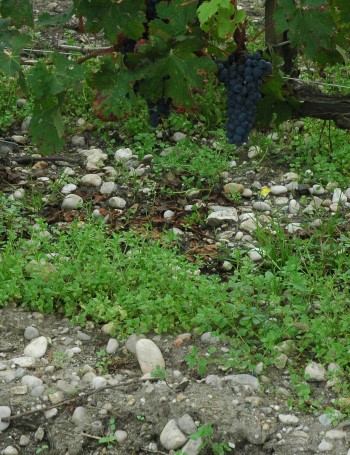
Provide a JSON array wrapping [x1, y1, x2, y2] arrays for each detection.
[[1, 1, 350, 455], [1, 304, 349, 455]]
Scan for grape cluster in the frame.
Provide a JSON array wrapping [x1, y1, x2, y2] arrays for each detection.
[[147, 98, 171, 127], [216, 52, 272, 146], [117, 38, 136, 54], [146, 0, 161, 21]]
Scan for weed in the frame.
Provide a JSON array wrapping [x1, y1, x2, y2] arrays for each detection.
[[95, 349, 113, 374], [175, 424, 232, 455], [35, 445, 49, 454]]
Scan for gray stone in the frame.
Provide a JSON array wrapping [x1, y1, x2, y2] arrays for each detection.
[[108, 197, 127, 209], [240, 218, 261, 233], [45, 408, 58, 419], [248, 249, 263, 262], [100, 181, 116, 195], [2, 447, 18, 455], [160, 419, 188, 450], [164, 210, 175, 220], [223, 374, 260, 392], [125, 334, 146, 354], [13, 188, 25, 200], [253, 201, 271, 212], [274, 197, 289, 205], [21, 116, 32, 133], [274, 353, 288, 370], [49, 391, 64, 404], [305, 362, 326, 381], [115, 148, 133, 162], [114, 430, 128, 443], [62, 194, 83, 210], [101, 323, 114, 335], [242, 188, 253, 198], [31, 385, 45, 397], [223, 183, 245, 194], [61, 184, 77, 195], [77, 331, 91, 341], [178, 414, 197, 435], [81, 174, 102, 187], [172, 132, 187, 143], [72, 407, 91, 427], [318, 440, 334, 451], [21, 375, 43, 389], [284, 172, 299, 181], [179, 438, 203, 455], [201, 332, 220, 344], [24, 326, 39, 340], [278, 414, 299, 424], [136, 339, 165, 374], [324, 429, 346, 439], [248, 146, 261, 159], [34, 426, 45, 441], [205, 375, 223, 388], [71, 135, 85, 147], [270, 185, 288, 195], [106, 338, 119, 354], [16, 98, 27, 108], [206, 209, 238, 227], [0, 406, 11, 432], [19, 435, 30, 446], [23, 336, 48, 358], [332, 188, 347, 204], [80, 148, 107, 171], [10, 357, 36, 368], [286, 223, 302, 234], [91, 376, 107, 389], [310, 184, 325, 195]]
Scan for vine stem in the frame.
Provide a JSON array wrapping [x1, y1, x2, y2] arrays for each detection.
[[1, 377, 158, 423], [77, 47, 115, 64]]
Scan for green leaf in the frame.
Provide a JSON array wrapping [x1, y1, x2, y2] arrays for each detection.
[[151, 0, 198, 38], [88, 56, 120, 90], [332, 0, 350, 21], [197, 0, 244, 38], [0, 0, 34, 27], [73, 0, 145, 42], [197, 0, 231, 24], [275, 0, 341, 65], [28, 55, 85, 99], [140, 40, 216, 106], [0, 18, 29, 91], [38, 7, 74, 28], [94, 70, 138, 119], [30, 97, 65, 154]]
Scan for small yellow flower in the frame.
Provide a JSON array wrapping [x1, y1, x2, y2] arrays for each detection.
[[260, 188, 271, 197]]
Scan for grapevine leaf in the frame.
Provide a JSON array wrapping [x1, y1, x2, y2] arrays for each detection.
[[0, 0, 34, 28], [27, 55, 85, 99], [92, 70, 138, 119], [331, 0, 350, 22], [38, 7, 74, 28], [0, 18, 29, 91], [140, 40, 217, 106], [87, 56, 120, 90], [30, 97, 65, 154], [197, 0, 232, 24], [151, 0, 198, 37], [256, 75, 299, 127], [197, 0, 245, 38], [275, 0, 340, 65], [73, 0, 145, 42], [51, 54, 85, 92]]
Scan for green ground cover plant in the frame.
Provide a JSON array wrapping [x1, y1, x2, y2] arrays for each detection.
[[1, 214, 350, 376]]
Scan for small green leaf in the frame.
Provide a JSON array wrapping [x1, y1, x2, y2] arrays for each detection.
[[38, 7, 74, 28], [30, 97, 65, 154], [0, 0, 34, 27]]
